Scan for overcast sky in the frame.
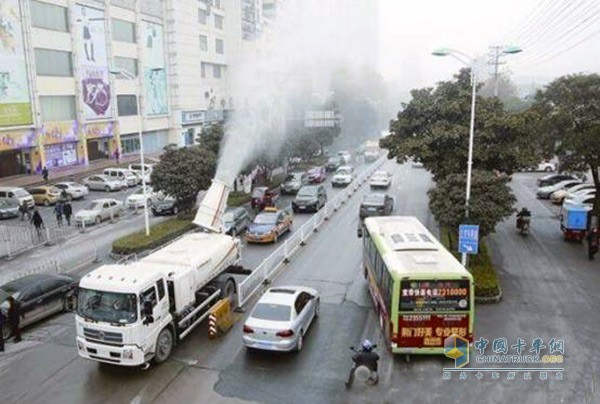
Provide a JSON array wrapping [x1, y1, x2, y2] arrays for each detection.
[[378, 0, 600, 91]]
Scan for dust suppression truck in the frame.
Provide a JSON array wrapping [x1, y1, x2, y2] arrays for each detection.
[[75, 179, 242, 367]]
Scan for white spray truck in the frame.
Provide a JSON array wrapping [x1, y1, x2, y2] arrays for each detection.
[[75, 180, 243, 367]]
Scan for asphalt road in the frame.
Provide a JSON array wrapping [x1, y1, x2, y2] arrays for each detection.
[[0, 164, 598, 404]]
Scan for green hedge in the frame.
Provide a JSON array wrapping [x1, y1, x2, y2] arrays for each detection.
[[440, 227, 501, 298], [112, 217, 195, 255], [228, 191, 252, 207]]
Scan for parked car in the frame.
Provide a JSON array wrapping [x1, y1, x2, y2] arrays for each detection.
[[0, 186, 34, 210], [244, 207, 293, 244], [151, 195, 192, 216], [292, 185, 327, 213], [54, 182, 89, 200], [537, 173, 577, 187], [27, 186, 62, 206], [0, 199, 19, 220], [364, 148, 379, 162], [103, 168, 140, 187], [74, 198, 124, 226], [125, 187, 157, 209], [128, 163, 154, 184], [82, 175, 125, 192], [337, 151, 352, 164], [551, 183, 595, 205], [251, 186, 280, 210], [0, 273, 78, 339], [306, 166, 327, 183], [331, 166, 355, 187], [242, 286, 319, 352], [537, 161, 557, 172], [280, 172, 308, 195], [359, 193, 394, 219], [222, 207, 251, 237], [369, 170, 392, 189], [564, 189, 596, 206], [536, 179, 581, 199], [325, 157, 342, 172]]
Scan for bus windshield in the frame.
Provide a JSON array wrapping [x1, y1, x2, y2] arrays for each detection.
[[400, 279, 470, 312]]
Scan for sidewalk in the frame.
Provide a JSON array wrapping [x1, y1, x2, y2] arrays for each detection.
[[1, 152, 161, 188]]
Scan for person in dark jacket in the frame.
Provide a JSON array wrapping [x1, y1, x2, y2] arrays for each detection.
[[63, 202, 73, 226], [42, 166, 49, 182], [31, 209, 44, 238], [54, 202, 64, 227], [0, 309, 5, 351], [7, 296, 22, 343]]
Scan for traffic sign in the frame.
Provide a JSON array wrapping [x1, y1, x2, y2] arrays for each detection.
[[458, 224, 479, 255]]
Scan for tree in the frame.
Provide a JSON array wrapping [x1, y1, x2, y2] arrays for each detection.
[[428, 170, 516, 247], [151, 146, 217, 206], [197, 122, 225, 157], [531, 73, 600, 217], [380, 68, 539, 181]]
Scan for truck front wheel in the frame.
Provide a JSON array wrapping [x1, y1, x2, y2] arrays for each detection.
[[154, 328, 174, 364]]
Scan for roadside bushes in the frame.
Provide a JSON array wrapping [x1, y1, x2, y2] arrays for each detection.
[[112, 217, 195, 255]]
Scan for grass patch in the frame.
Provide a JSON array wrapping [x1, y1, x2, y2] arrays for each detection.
[[112, 217, 195, 255], [228, 191, 252, 207], [440, 227, 501, 298]]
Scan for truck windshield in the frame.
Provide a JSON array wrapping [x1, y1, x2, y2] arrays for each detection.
[[77, 288, 138, 324]]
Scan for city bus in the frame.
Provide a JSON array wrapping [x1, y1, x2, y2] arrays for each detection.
[[358, 216, 474, 358]]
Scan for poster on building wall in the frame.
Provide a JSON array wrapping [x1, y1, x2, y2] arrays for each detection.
[[40, 120, 79, 145], [0, 0, 33, 126], [75, 4, 112, 120], [142, 21, 168, 115]]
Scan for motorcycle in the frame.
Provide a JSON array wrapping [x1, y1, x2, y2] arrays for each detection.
[[517, 216, 531, 235], [346, 344, 379, 388]]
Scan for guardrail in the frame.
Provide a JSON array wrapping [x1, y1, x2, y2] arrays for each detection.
[[236, 156, 386, 307]]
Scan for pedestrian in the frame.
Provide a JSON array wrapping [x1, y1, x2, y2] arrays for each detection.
[[42, 166, 49, 182], [54, 202, 64, 227], [31, 209, 44, 238], [0, 309, 5, 352], [115, 148, 120, 165], [25, 161, 31, 175], [19, 201, 31, 221], [60, 189, 69, 202], [63, 201, 73, 226], [7, 296, 22, 343]]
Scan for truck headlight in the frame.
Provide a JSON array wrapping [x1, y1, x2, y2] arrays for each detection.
[[123, 348, 134, 359]]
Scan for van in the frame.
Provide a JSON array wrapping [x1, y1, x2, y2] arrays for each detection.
[[103, 168, 140, 187], [0, 186, 35, 209], [128, 163, 154, 184]]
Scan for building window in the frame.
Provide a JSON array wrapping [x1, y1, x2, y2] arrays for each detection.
[[30, 1, 69, 32], [114, 57, 138, 77], [40, 96, 76, 121], [201, 63, 206, 78], [198, 9, 207, 24], [199, 35, 208, 51], [34, 49, 72, 76], [121, 136, 140, 154], [112, 18, 136, 43], [215, 38, 224, 54], [117, 95, 138, 116], [214, 15, 224, 30], [213, 64, 221, 79]]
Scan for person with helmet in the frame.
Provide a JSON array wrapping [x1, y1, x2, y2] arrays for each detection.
[[345, 339, 380, 388], [516, 207, 532, 233]]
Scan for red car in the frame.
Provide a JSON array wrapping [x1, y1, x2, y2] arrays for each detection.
[[307, 166, 327, 183], [251, 187, 280, 210]]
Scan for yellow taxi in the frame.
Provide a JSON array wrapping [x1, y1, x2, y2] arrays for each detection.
[[244, 207, 293, 244], [28, 186, 62, 206]]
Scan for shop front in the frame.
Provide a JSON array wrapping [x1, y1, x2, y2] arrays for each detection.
[[121, 130, 168, 155], [43, 142, 79, 169], [83, 121, 117, 162], [40, 121, 80, 169], [0, 129, 37, 177]]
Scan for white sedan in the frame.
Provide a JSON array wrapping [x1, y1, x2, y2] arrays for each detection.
[[369, 170, 392, 189], [54, 182, 89, 200], [331, 166, 355, 187], [82, 175, 125, 192], [243, 286, 319, 352], [536, 179, 581, 199], [74, 198, 124, 226], [125, 187, 157, 209], [551, 183, 595, 205], [564, 189, 596, 206]]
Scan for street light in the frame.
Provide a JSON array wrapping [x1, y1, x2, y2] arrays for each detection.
[[109, 67, 150, 236]]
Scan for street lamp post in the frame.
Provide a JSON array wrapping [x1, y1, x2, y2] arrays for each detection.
[[432, 46, 521, 267], [109, 67, 150, 236]]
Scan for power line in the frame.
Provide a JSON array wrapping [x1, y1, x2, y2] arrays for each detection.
[[503, 0, 553, 41], [507, 0, 565, 44], [521, 27, 600, 68]]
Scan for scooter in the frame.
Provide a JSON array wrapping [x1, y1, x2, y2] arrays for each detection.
[[346, 345, 379, 388], [517, 217, 531, 236]]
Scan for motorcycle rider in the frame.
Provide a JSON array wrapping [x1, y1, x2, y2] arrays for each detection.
[[516, 207, 532, 229], [346, 340, 380, 388]]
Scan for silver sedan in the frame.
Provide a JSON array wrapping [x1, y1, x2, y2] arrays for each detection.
[[242, 286, 320, 352]]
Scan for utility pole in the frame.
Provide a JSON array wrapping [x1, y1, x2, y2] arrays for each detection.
[[488, 45, 504, 98]]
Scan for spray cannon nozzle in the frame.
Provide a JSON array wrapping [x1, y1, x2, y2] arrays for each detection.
[[193, 178, 231, 233]]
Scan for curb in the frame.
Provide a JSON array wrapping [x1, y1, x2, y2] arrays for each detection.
[[475, 286, 503, 304]]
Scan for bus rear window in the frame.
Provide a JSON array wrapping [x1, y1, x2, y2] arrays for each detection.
[[400, 279, 470, 312]]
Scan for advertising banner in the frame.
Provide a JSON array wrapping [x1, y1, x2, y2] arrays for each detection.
[[40, 120, 79, 145], [0, 129, 36, 152], [0, 0, 33, 126], [142, 21, 168, 115], [83, 121, 115, 139], [398, 314, 471, 348], [75, 4, 112, 120]]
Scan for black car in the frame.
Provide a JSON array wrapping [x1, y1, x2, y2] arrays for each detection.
[[222, 207, 251, 236], [537, 174, 577, 187], [325, 157, 342, 172], [0, 199, 19, 219], [0, 273, 78, 339], [359, 193, 394, 220], [151, 196, 192, 216], [292, 185, 327, 213]]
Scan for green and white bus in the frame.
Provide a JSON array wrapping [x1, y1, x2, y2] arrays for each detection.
[[359, 216, 475, 356]]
